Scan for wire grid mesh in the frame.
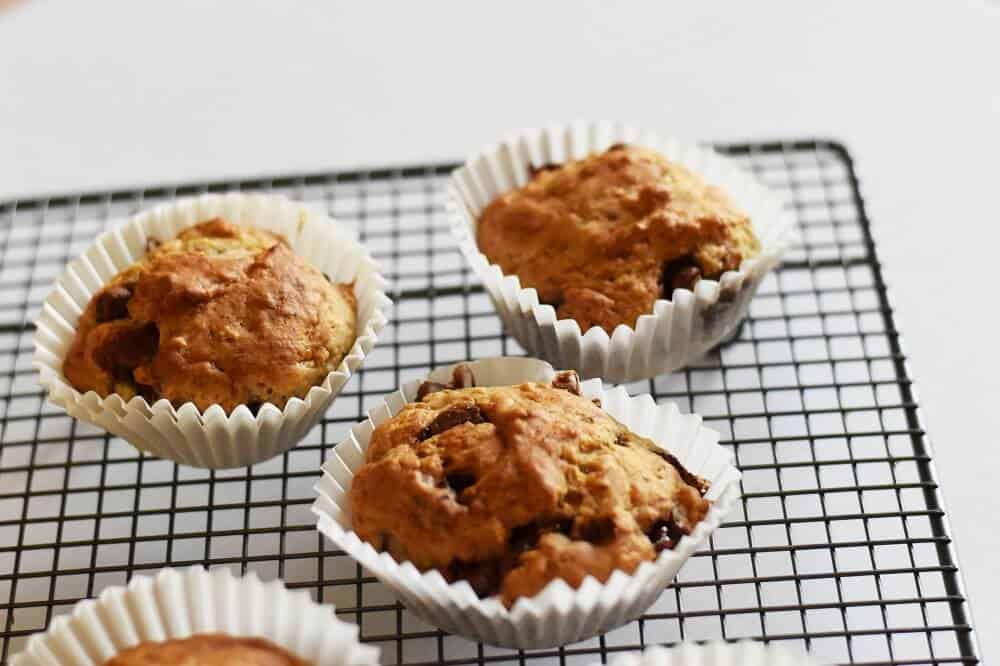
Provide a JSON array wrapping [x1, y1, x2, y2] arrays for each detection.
[[0, 140, 979, 666]]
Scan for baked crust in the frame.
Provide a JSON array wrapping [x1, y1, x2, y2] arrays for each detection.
[[350, 369, 711, 607], [104, 633, 309, 666], [476, 144, 760, 332], [63, 218, 356, 412]]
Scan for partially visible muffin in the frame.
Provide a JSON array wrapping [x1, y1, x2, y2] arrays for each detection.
[[350, 368, 711, 607], [63, 218, 356, 412], [476, 144, 760, 333], [104, 633, 309, 666]]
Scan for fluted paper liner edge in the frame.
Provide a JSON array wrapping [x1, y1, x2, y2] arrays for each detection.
[[10, 567, 379, 666]]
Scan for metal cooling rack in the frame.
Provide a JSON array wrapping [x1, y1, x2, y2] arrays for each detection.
[[0, 141, 980, 666]]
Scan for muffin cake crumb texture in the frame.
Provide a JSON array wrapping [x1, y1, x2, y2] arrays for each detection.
[[476, 144, 760, 332], [62, 218, 357, 412]]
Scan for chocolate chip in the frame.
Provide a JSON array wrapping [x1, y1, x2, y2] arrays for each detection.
[[507, 519, 571, 555], [447, 560, 501, 598], [445, 473, 476, 495], [660, 255, 702, 299], [551, 518, 573, 535], [528, 163, 562, 177], [120, 323, 159, 366], [539, 296, 564, 309], [135, 382, 158, 403], [445, 518, 576, 598], [418, 403, 487, 441], [577, 516, 616, 545], [94, 284, 134, 323], [551, 370, 581, 396], [416, 381, 448, 401], [98, 322, 159, 380], [653, 449, 711, 495], [508, 523, 541, 554], [451, 364, 475, 389], [647, 520, 687, 553], [416, 365, 477, 401], [672, 266, 702, 290], [717, 282, 741, 304]]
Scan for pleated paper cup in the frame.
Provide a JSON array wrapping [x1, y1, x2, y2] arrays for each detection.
[[33, 193, 391, 469], [312, 357, 741, 649], [9, 567, 379, 666], [448, 123, 796, 383], [596, 641, 820, 666]]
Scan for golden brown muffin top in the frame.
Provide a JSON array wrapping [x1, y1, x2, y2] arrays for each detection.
[[350, 368, 711, 607], [476, 144, 760, 333], [104, 634, 309, 666], [63, 218, 357, 412]]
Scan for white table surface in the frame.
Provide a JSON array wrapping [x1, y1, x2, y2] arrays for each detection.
[[2, 0, 997, 660]]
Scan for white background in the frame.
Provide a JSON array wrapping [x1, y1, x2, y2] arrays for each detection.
[[1, 0, 997, 659]]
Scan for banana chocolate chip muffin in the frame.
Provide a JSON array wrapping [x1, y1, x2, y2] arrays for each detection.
[[350, 366, 711, 608], [476, 144, 760, 333], [105, 634, 309, 666], [62, 218, 357, 412]]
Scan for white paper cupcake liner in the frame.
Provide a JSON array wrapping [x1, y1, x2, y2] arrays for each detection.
[[9, 567, 379, 666], [33, 193, 391, 469], [312, 357, 741, 649], [596, 641, 820, 666], [447, 123, 797, 383]]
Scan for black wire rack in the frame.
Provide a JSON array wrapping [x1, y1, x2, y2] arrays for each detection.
[[0, 140, 980, 666]]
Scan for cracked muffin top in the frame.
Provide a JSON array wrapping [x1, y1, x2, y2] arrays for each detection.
[[104, 633, 309, 666], [62, 218, 357, 412], [349, 367, 711, 607], [476, 144, 760, 333]]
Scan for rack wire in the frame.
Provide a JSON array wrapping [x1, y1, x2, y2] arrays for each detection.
[[0, 140, 980, 665]]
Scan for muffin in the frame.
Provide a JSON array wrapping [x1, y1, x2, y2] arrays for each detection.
[[62, 218, 357, 413], [105, 634, 309, 665], [476, 144, 760, 333], [349, 366, 711, 607], [316, 356, 740, 647]]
